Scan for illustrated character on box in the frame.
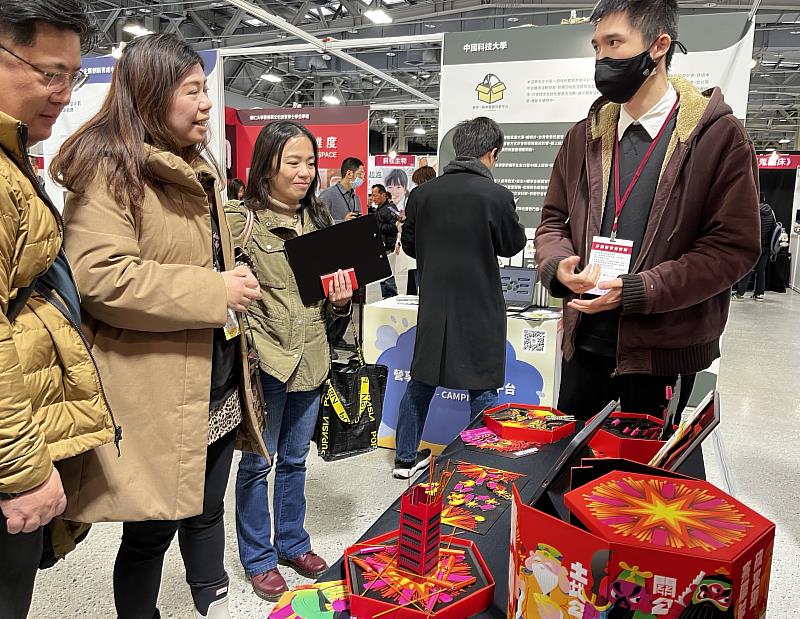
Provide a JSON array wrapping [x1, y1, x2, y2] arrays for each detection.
[[678, 573, 734, 619], [607, 562, 656, 619], [515, 543, 571, 618]]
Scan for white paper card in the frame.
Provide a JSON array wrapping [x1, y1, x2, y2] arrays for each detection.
[[587, 236, 634, 296]]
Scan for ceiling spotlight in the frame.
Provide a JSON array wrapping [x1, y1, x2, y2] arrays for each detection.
[[507, 16, 520, 22], [386, 51, 396, 57], [323, 94, 341, 105], [704, 2, 717, 6], [322, 53, 332, 60], [424, 24, 437, 29], [389, 150, 398, 159], [372, 78, 382, 84], [779, 118, 788, 122], [420, 72, 431, 78], [413, 127, 426, 135], [350, 29, 359, 34], [123, 23, 154, 37], [383, 116, 398, 124], [261, 73, 283, 83], [779, 138, 791, 144], [389, 87, 399, 92], [365, 9, 393, 24]]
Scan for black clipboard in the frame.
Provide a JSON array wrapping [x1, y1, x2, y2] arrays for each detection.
[[284, 214, 393, 305]]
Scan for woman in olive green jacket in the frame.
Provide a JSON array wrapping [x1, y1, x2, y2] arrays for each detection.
[[226, 121, 353, 602]]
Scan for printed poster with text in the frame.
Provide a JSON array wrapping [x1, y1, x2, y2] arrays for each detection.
[[226, 106, 370, 209], [439, 13, 755, 240]]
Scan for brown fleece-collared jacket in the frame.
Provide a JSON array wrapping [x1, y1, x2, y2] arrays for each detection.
[[535, 76, 760, 376]]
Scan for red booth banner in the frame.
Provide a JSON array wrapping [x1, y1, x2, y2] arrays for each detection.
[[225, 105, 370, 208], [374, 154, 417, 167]]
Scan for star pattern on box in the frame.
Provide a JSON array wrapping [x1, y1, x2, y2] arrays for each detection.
[[584, 476, 752, 552]]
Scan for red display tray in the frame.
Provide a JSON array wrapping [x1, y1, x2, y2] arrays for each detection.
[[345, 530, 494, 619], [588, 412, 668, 463], [483, 403, 575, 444]]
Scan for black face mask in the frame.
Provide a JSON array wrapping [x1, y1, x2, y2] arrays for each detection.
[[594, 41, 686, 104]]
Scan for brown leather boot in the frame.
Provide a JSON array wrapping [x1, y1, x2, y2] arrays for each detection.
[[278, 551, 329, 579], [249, 569, 288, 602]]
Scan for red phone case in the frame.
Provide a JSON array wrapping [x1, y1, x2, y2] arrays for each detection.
[[320, 268, 358, 296]]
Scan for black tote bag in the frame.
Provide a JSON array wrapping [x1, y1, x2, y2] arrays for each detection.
[[315, 324, 387, 461]]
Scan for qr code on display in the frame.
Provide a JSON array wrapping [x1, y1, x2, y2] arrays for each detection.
[[522, 328, 546, 353]]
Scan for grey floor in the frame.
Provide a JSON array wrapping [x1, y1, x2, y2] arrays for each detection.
[[29, 288, 800, 617]]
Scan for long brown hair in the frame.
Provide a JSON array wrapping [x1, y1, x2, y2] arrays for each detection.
[[243, 121, 333, 230], [52, 34, 214, 209]]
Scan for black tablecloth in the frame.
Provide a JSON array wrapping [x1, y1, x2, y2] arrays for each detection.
[[319, 419, 705, 618]]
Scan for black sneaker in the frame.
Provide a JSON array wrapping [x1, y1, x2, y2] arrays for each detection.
[[753, 294, 765, 302], [392, 449, 432, 479], [732, 293, 745, 301]]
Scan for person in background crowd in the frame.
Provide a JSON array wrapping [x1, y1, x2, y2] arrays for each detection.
[[404, 166, 437, 295], [226, 121, 353, 602], [28, 155, 45, 189], [733, 194, 776, 302], [318, 157, 364, 223], [227, 177, 245, 200], [372, 183, 402, 298], [385, 167, 409, 211], [0, 3, 119, 617], [534, 0, 760, 421], [394, 117, 527, 479], [412, 165, 436, 186], [52, 34, 267, 619]]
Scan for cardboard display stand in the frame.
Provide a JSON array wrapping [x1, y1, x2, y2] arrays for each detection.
[[345, 531, 495, 619], [509, 461, 775, 619]]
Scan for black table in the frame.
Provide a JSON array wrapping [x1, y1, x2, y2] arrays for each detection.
[[320, 419, 705, 618]]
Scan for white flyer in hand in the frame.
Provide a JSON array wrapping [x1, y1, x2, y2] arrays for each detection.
[[587, 236, 634, 296]]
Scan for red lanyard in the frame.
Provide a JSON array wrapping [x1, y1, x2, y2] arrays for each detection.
[[612, 96, 680, 239]]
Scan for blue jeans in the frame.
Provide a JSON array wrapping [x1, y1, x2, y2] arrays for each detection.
[[395, 379, 498, 463], [235, 374, 321, 576]]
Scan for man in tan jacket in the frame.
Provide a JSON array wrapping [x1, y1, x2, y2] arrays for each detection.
[[0, 2, 118, 617]]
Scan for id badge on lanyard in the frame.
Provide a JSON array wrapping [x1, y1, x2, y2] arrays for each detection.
[[587, 97, 679, 296], [587, 237, 634, 296]]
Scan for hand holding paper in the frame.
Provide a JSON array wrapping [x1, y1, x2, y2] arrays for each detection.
[[568, 278, 623, 314]]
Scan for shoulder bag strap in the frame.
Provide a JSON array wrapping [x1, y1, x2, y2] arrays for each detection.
[[241, 207, 255, 248]]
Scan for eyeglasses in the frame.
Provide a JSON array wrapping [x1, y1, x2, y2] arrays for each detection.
[[0, 44, 87, 92]]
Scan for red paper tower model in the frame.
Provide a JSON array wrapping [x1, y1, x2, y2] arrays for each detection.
[[398, 485, 442, 576]]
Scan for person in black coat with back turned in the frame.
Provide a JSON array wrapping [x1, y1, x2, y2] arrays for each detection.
[[392, 117, 527, 478], [733, 195, 776, 301], [372, 183, 401, 298]]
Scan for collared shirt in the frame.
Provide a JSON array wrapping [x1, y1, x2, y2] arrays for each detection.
[[318, 182, 362, 223], [618, 83, 677, 141]]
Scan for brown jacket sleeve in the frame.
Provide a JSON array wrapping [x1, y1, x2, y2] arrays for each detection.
[[534, 128, 581, 298], [0, 176, 52, 494], [620, 125, 761, 315], [63, 172, 228, 333]]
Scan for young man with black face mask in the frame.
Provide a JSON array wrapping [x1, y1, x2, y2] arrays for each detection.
[[535, 0, 760, 421]]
